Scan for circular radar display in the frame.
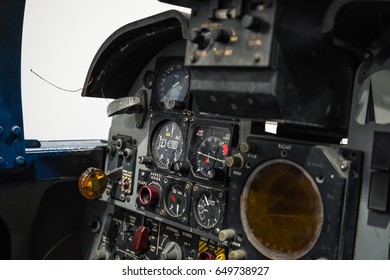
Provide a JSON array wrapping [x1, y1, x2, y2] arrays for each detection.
[[154, 59, 190, 110], [151, 121, 183, 169], [164, 185, 188, 218], [240, 159, 324, 260], [195, 191, 222, 229], [196, 136, 229, 179]]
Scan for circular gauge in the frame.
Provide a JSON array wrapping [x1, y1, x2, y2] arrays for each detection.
[[151, 121, 184, 169], [195, 191, 222, 229], [240, 159, 324, 260], [164, 185, 188, 218], [154, 60, 190, 110], [196, 136, 229, 178]]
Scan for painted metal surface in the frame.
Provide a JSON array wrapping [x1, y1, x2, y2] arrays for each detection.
[[0, 0, 26, 170]]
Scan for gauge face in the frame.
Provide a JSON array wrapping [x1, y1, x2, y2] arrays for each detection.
[[196, 136, 229, 178], [188, 126, 231, 180], [164, 185, 188, 218], [195, 191, 222, 229], [151, 121, 184, 169], [154, 59, 190, 110]]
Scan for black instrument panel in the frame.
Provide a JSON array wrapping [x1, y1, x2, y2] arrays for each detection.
[[75, 0, 390, 261]]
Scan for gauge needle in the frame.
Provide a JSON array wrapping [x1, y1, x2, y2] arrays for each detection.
[[172, 81, 180, 88], [171, 195, 176, 202], [171, 123, 175, 136], [177, 204, 180, 216], [197, 151, 225, 163], [204, 194, 209, 206]]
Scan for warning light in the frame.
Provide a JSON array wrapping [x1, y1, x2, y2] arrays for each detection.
[[222, 143, 229, 156], [78, 167, 108, 200]]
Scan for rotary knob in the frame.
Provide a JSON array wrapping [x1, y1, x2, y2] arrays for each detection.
[[190, 29, 212, 50], [210, 29, 231, 44], [160, 241, 182, 260], [218, 229, 236, 241], [240, 142, 256, 154], [229, 249, 246, 260], [241, 15, 263, 32], [226, 154, 245, 169]]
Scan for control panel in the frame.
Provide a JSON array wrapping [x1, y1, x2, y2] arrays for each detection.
[[80, 0, 390, 260]]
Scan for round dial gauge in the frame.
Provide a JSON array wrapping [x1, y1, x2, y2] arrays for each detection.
[[154, 60, 190, 110], [196, 136, 229, 178], [151, 121, 183, 169], [195, 191, 222, 229], [164, 185, 188, 218]]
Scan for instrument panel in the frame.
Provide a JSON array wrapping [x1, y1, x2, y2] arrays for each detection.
[[93, 41, 244, 260], [90, 34, 364, 260]]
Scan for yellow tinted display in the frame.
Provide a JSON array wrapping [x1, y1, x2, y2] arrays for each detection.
[[240, 159, 323, 259]]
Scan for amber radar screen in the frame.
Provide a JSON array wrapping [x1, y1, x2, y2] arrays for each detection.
[[240, 159, 324, 259]]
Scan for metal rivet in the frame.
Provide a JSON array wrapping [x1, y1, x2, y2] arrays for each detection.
[[11, 126, 21, 135], [340, 161, 349, 171], [16, 156, 25, 165]]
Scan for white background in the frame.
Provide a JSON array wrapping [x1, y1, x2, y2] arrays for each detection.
[[22, 0, 188, 141]]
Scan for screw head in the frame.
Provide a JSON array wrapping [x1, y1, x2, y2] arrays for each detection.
[[193, 185, 199, 192], [340, 161, 349, 171], [16, 156, 25, 165], [11, 126, 21, 135]]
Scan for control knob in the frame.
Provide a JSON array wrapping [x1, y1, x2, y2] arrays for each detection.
[[226, 154, 245, 169], [138, 155, 153, 165], [218, 229, 236, 242], [106, 145, 116, 156], [241, 15, 263, 32], [91, 244, 110, 260], [210, 29, 231, 44], [190, 29, 211, 50], [229, 249, 246, 260], [138, 185, 160, 206], [123, 148, 133, 159], [115, 138, 126, 150], [240, 142, 256, 154], [160, 241, 182, 260]]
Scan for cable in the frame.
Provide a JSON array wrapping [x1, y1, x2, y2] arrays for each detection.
[[100, 86, 111, 103], [30, 68, 94, 93], [42, 225, 90, 260]]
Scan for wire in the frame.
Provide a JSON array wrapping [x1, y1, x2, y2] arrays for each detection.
[[42, 225, 90, 260], [30, 68, 94, 93], [100, 86, 111, 103]]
